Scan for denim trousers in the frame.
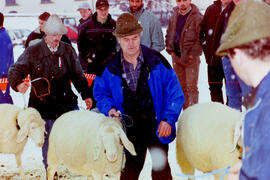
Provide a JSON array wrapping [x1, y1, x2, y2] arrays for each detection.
[[42, 106, 79, 170], [222, 57, 251, 111]]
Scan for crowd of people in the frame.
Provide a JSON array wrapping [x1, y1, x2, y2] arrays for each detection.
[[1, 0, 270, 179]]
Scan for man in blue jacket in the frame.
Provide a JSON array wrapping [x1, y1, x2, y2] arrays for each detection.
[[0, 12, 14, 104], [94, 13, 184, 180]]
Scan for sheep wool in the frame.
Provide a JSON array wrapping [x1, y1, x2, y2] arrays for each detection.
[[0, 104, 45, 180], [176, 102, 242, 180], [47, 110, 136, 180]]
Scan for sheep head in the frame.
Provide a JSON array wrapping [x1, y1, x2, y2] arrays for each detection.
[[16, 107, 45, 147], [94, 118, 136, 162]]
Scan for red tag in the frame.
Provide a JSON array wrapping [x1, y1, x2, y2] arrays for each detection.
[[59, 57, 62, 68]]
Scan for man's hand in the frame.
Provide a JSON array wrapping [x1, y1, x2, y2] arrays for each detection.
[[87, 58, 93, 63], [84, 98, 93, 110], [16, 81, 30, 94], [157, 121, 172, 137], [108, 108, 120, 118], [228, 162, 242, 180]]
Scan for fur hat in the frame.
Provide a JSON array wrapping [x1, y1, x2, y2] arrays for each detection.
[[96, 0, 109, 9], [216, 0, 270, 56], [77, 2, 91, 10], [43, 14, 67, 35], [113, 13, 143, 37]]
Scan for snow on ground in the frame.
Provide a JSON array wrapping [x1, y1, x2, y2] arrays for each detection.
[[0, 6, 226, 178]]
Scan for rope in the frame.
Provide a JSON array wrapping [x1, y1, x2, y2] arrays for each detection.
[[110, 111, 134, 172], [175, 166, 231, 180]]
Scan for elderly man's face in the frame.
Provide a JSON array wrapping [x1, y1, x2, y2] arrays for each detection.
[[39, 19, 46, 32], [79, 9, 92, 20], [129, 0, 143, 14], [119, 33, 141, 58], [176, 0, 192, 15], [45, 33, 62, 48]]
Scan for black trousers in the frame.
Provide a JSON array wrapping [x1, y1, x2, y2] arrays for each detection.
[[207, 65, 225, 104], [120, 122, 172, 180]]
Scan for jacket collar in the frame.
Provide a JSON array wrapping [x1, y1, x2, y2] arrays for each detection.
[[92, 12, 112, 25], [39, 39, 66, 57], [108, 45, 160, 76], [0, 27, 5, 32], [243, 72, 270, 109]]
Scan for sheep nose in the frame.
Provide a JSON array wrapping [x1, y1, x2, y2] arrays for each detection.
[[108, 154, 117, 162]]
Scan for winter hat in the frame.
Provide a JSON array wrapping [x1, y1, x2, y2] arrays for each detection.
[[113, 13, 143, 37], [77, 2, 91, 10], [39, 12, 50, 21], [43, 14, 67, 35], [216, 0, 270, 56], [96, 0, 109, 9]]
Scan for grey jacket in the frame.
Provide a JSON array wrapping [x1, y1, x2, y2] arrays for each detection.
[[128, 7, 165, 52]]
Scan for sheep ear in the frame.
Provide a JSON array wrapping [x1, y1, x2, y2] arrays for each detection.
[[16, 121, 31, 143], [114, 127, 136, 156], [93, 136, 102, 160]]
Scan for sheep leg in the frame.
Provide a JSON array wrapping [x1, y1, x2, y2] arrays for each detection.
[[114, 172, 121, 180], [15, 153, 26, 180], [47, 165, 58, 180], [176, 138, 195, 176], [92, 170, 102, 180]]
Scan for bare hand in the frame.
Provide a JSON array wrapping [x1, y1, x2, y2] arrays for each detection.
[[157, 121, 172, 137], [84, 98, 93, 110], [16, 81, 30, 94], [87, 58, 93, 63], [108, 108, 120, 119], [228, 162, 242, 180], [189, 55, 194, 59]]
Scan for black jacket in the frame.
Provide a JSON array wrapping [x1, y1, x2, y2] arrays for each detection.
[[8, 40, 91, 119], [200, 0, 222, 66], [212, 1, 235, 60], [77, 12, 117, 76], [25, 28, 71, 48]]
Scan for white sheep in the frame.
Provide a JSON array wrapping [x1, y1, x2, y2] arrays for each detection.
[[0, 103, 45, 180], [176, 102, 242, 180], [47, 110, 136, 180]]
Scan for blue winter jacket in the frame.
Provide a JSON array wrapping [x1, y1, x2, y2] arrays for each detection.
[[240, 72, 270, 180], [0, 27, 14, 77], [0, 27, 14, 104], [93, 45, 184, 144]]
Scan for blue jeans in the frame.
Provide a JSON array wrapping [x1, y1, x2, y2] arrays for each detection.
[[42, 106, 79, 170], [222, 57, 251, 111]]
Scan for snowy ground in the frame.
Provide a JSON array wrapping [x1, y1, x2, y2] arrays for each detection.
[[0, 9, 226, 179]]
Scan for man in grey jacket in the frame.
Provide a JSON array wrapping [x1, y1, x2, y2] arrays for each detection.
[[127, 0, 165, 52]]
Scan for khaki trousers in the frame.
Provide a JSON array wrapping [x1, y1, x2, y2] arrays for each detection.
[[172, 55, 200, 109]]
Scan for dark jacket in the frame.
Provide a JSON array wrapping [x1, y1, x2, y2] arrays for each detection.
[[93, 45, 184, 144], [8, 40, 91, 119], [25, 28, 71, 48], [212, 1, 235, 59], [77, 12, 117, 76], [240, 72, 270, 180], [166, 4, 203, 62], [200, 0, 223, 66], [78, 15, 92, 34]]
